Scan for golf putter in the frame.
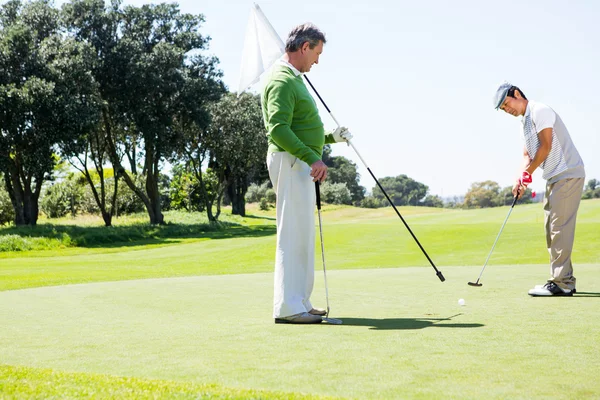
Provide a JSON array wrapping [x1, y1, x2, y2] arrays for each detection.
[[315, 181, 342, 325], [303, 75, 444, 283], [468, 190, 520, 287]]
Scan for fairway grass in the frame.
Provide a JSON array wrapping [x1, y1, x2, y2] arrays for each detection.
[[1, 266, 600, 399], [1, 200, 599, 291]]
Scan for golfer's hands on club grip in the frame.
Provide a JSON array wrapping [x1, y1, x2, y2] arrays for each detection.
[[310, 160, 327, 182], [512, 171, 532, 199]]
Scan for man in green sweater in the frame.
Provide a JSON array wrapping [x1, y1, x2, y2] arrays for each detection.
[[262, 23, 352, 324]]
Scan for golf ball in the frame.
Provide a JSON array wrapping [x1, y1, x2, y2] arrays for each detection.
[[458, 298, 465, 306]]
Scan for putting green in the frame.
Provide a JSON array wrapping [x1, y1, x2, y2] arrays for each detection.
[[1, 265, 599, 399]]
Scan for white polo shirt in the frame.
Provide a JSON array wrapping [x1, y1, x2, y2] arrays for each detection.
[[521, 101, 585, 183]]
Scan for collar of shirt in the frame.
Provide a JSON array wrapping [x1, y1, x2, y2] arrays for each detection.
[[521, 101, 532, 124], [278, 58, 303, 77]]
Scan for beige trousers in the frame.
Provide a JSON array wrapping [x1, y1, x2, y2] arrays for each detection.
[[544, 177, 585, 290], [267, 152, 316, 318]]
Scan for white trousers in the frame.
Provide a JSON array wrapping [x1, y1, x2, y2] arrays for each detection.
[[267, 152, 315, 318]]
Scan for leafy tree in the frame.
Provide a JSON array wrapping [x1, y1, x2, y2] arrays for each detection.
[[322, 145, 365, 204], [371, 175, 428, 206], [582, 178, 600, 199], [63, 124, 122, 225], [216, 93, 268, 217], [179, 93, 265, 220], [320, 182, 352, 205], [63, 0, 224, 224], [463, 181, 502, 208], [360, 195, 384, 208], [499, 185, 533, 205], [0, 0, 99, 225], [245, 181, 271, 203], [40, 174, 84, 218], [169, 163, 204, 212], [421, 194, 444, 208]]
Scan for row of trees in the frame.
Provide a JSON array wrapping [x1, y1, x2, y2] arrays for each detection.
[[0, 0, 274, 226], [582, 179, 600, 199], [2, 1, 597, 227]]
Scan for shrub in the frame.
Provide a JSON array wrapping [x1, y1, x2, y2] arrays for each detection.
[[360, 196, 384, 208], [41, 178, 83, 218], [320, 182, 351, 205], [0, 183, 15, 225], [245, 181, 271, 203], [265, 188, 276, 204], [259, 197, 270, 211]]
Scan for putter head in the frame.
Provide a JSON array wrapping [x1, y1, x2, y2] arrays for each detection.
[[322, 317, 343, 325], [468, 281, 483, 287], [436, 270, 445, 282]]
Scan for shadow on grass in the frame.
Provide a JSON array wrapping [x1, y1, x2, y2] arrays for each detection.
[[0, 222, 276, 250], [575, 292, 600, 297], [340, 313, 484, 330], [243, 214, 276, 221]]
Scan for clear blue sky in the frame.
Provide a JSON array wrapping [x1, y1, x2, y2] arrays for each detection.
[[82, 0, 600, 196]]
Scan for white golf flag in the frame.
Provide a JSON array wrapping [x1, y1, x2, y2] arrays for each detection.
[[237, 3, 285, 93]]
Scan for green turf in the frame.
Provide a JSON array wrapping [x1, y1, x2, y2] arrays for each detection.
[[0, 365, 336, 399], [1, 200, 599, 291], [1, 266, 599, 399], [1, 200, 599, 398]]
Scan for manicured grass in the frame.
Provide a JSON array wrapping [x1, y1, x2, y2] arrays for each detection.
[[1, 200, 599, 291], [1, 200, 599, 398], [1, 266, 599, 399], [0, 365, 336, 399]]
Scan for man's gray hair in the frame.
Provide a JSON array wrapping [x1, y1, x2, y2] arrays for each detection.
[[285, 23, 326, 52]]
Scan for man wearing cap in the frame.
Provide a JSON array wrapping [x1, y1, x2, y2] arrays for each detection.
[[262, 23, 352, 323], [494, 82, 585, 296]]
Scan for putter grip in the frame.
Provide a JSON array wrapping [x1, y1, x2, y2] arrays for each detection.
[[315, 181, 321, 210]]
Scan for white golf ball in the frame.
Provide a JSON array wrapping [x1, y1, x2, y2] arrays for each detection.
[[458, 298, 466, 306]]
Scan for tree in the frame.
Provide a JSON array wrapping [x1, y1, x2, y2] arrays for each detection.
[[421, 194, 444, 208], [320, 182, 352, 205], [463, 181, 502, 208], [499, 185, 533, 205], [217, 93, 268, 216], [40, 173, 84, 218], [582, 178, 600, 199], [371, 175, 428, 206], [169, 163, 204, 212], [179, 92, 266, 220], [63, 0, 224, 224], [322, 145, 365, 204], [0, 0, 99, 225]]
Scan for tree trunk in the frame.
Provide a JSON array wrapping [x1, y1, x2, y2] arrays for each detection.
[[5, 171, 25, 225], [102, 107, 158, 224], [228, 177, 247, 217], [144, 146, 164, 225], [5, 160, 39, 226]]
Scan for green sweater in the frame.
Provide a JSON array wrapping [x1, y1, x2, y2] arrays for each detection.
[[262, 64, 335, 166]]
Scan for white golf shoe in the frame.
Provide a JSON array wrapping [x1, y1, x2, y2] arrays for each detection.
[[529, 282, 574, 297]]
